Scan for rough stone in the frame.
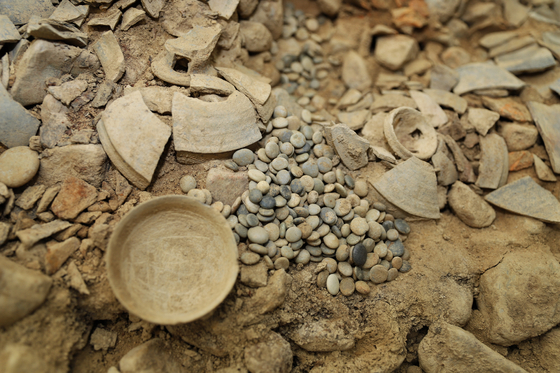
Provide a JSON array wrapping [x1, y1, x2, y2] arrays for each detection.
[[482, 97, 531, 122], [120, 338, 186, 373], [244, 331, 292, 373], [121, 8, 145, 31], [98, 91, 171, 189], [533, 154, 557, 182], [423, 89, 467, 114], [0, 15, 21, 44], [15, 220, 72, 248], [0, 0, 54, 25], [0, 146, 39, 188], [448, 181, 495, 228], [140, 0, 166, 18], [40, 94, 70, 148], [508, 151, 533, 171], [240, 262, 268, 288], [324, 123, 370, 171], [27, 17, 88, 47], [239, 21, 272, 53], [497, 122, 538, 151], [92, 31, 125, 82], [288, 318, 355, 352], [90, 327, 117, 351], [0, 82, 40, 148], [341, 50, 371, 91], [88, 9, 121, 30], [38, 145, 107, 187], [0, 255, 52, 327], [248, 0, 283, 40], [51, 176, 98, 220], [15, 185, 46, 210], [216, 66, 271, 106], [49, 0, 88, 26], [246, 269, 292, 314], [375, 35, 419, 71], [418, 321, 529, 373]]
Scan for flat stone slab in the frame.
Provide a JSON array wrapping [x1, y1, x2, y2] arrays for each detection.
[[47, 79, 88, 105], [51, 176, 98, 220], [488, 35, 535, 58], [0, 83, 40, 148], [216, 66, 271, 106], [98, 91, 171, 189], [486, 176, 560, 223], [208, 0, 239, 19], [423, 89, 467, 114], [527, 101, 560, 173], [0, 0, 54, 25], [92, 31, 125, 82], [453, 62, 526, 95], [479, 30, 518, 49], [0, 15, 21, 43], [495, 44, 555, 75], [49, 0, 88, 26], [476, 133, 509, 190]]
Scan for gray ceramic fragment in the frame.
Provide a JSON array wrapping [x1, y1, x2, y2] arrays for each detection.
[[476, 133, 509, 190], [526, 101, 560, 174], [453, 62, 526, 95], [495, 44, 555, 75], [0, 84, 40, 148]]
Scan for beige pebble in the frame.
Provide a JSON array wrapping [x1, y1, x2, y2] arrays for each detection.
[[355, 281, 371, 295], [363, 252, 379, 269], [317, 270, 329, 287], [370, 265, 388, 284], [340, 277, 355, 296], [392, 256, 403, 270], [387, 267, 399, 281], [323, 257, 337, 273]]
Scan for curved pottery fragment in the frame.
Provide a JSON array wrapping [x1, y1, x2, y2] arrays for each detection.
[[485, 176, 560, 223], [151, 50, 191, 86], [384, 107, 438, 160], [172, 91, 261, 163], [373, 157, 440, 219]]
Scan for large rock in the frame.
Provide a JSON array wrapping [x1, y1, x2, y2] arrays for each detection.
[[375, 35, 418, 71], [476, 245, 560, 345], [11, 39, 99, 106], [120, 338, 186, 373], [38, 144, 107, 187], [448, 181, 495, 228], [244, 332, 292, 373], [418, 321, 528, 373], [0, 255, 52, 327], [51, 176, 98, 220], [98, 91, 171, 189], [0, 81, 40, 148], [536, 327, 560, 372], [341, 50, 371, 91]]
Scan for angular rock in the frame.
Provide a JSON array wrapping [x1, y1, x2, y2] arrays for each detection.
[[498, 122, 538, 151], [245, 332, 292, 373], [37, 184, 61, 213], [206, 168, 248, 206], [172, 91, 261, 164], [67, 260, 89, 294], [208, 0, 239, 19], [485, 176, 560, 223], [38, 145, 107, 187], [189, 74, 235, 96], [216, 66, 271, 106], [441, 46, 471, 69], [533, 154, 557, 182], [324, 123, 369, 171], [448, 181, 495, 228], [482, 96, 531, 122], [337, 110, 370, 131], [404, 58, 432, 77], [495, 44, 555, 75], [454, 62, 526, 96], [121, 8, 145, 31], [488, 35, 535, 58], [527, 101, 560, 173], [418, 321, 528, 373], [98, 91, 171, 189], [425, 0, 461, 23], [468, 108, 500, 136], [90, 327, 117, 351], [51, 177, 98, 220], [11, 39, 99, 106], [0, 255, 52, 327], [16, 220, 71, 248], [47, 79, 88, 105], [423, 89, 467, 114], [410, 90, 448, 128], [0, 15, 21, 43], [240, 262, 268, 288], [508, 151, 533, 171], [0, 0, 54, 25], [375, 34, 419, 71], [479, 31, 518, 49], [16, 185, 46, 210], [93, 31, 125, 83], [503, 0, 529, 27], [246, 269, 292, 314], [477, 244, 560, 345], [248, 0, 283, 40], [45, 237, 80, 274], [239, 21, 272, 53], [27, 16, 88, 47], [362, 112, 390, 149], [87, 9, 121, 30], [0, 83, 40, 148], [140, 0, 166, 18], [431, 140, 458, 186], [49, 0, 88, 26], [476, 133, 508, 190], [429, 63, 459, 91], [120, 338, 186, 373], [165, 24, 222, 74], [91, 81, 115, 108], [341, 50, 371, 91], [289, 318, 355, 352], [40, 94, 70, 148]]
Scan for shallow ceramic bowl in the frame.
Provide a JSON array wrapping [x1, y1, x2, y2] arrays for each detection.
[[106, 195, 238, 325]]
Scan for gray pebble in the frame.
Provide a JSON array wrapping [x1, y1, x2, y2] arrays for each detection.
[[232, 149, 254, 166], [281, 245, 295, 259], [295, 153, 309, 163], [260, 195, 276, 209], [224, 160, 239, 171], [234, 223, 248, 238], [246, 214, 259, 227], [313, 179, 325, 194], [370, 265, 388, 284], [388, 239, 405, 257], [399, 260, 412, 273], [276, 169, 292, 185], [180, 175, 197, 193], [302, 160, 319, 177], [373, 202, 387, 211], [290, 179, 304, 194], [271, 157, 289, 170], [301, 126, 313, 139], [286, 227, 302, 242], [249, 189, 263, 204], [346, 234, 361, 245], [338, 261, 353, 277], [247, 226, 269, 244], [320, 207, 337, 225], [395, 219, 411, 235], [290, 132, 307, 148], [249, 244, 268, 255], [336, 245, 349, 261], [387, 229, 399, 241], [280, 142, 294, 156], [295, 249, 310, 264]]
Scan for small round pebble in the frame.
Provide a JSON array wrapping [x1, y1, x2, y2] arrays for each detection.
[[276, 170, 291, 185], [264, 223, 280, 241], [336, 245, 349, 261], [320, 207, 337, 225], [275, 257, 290, 270], [280, 142, 294, 156], [386, 229, 399, 241], [338, 261, 353, 277], [370, 265, 389, 284], [241, 252, 260, 265], [340, 277, 355, 296], [248, 169, 266, 182], [350, 217, 369, 236], [180, 175, 197, 193], [273, 105, 287, 118], [0, 147, 40, 188], [260, 195, 276, 209], [392, 256, 403, 270], [355, 281, 371, 295], [354, 179, 368, 197], [187, 189, 206, 203], [394, 219, 411, 235], [224, 160, 239, 171], [301, 160, 319, 177], [271, 157, 288, 170], [249, 189, 263, 204], [399, 260, 412, 273], [272, 117, 289, 129], [265, 142, 280, 159], [290, 132, 307, 148], [285, 227, 302, 242], [324, 258, 338, 273], [374, 242, 388, 258], [387, 268, 399, 281], [368, 221, 384, 240], [323, 233, 339, 249], [317, 157, 332, 173], [352, 243, 367, 267], [301, 109, 312, 123], [232, 149, 254, 166], [326, 274, 339, 295], [295, 249, 311, 264], [247, 226, 269, 244]]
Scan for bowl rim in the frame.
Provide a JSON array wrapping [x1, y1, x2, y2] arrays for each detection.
[[106, 195, 239, 325]]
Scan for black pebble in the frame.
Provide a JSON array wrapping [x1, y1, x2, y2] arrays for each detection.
[[352, 243, 367, 267]]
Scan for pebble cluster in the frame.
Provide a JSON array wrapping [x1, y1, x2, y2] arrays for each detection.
[[225, 105, 412, 297]]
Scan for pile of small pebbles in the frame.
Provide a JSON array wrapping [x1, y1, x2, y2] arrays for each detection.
[[227, 104, 413, 297]]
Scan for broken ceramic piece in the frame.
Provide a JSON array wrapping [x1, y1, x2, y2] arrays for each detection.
[[216, 66, 271, 106], [151, 50, 191, 86], [172, 91, 261, 164], [431, 138, 458, 186], [98, 91, 171, 190], [208, 0, 239, 19], [0, 15, 21, 44], [495, 44, 555, 75], [373, 157, 440, 219], [0, 0, 54, 25], [533, 155, 557, 182], [423, 89, 467, 114], [124, 86, 182, 114], [488, 35, 535, 58], [370, 94, 417, 113], [468, 108, 500, 136], [92, 31, 125, 82], [87, 9, 122, 30], [49, 0, 89, 26], [479, 31, 518, 49], [374, 34, 419, 71], [323, 123, 370, 171], [121, 8, 145, 31], [47, 80, 88, 105], [410, 90, 448, 128], [27, 16, 88, 47], [441, 134, 476, 183], [482, 97, 532, 122], [485, 176, 560, 223], [384, 107, 438, 160], [40, 94, 71, 148], [526, 101, 560, 173], [454, 62, 526, 95], [0, 84, 40, 148], [337, 110, 370, 131], [189, 74, 235, 95], [476, 133, 509, 189], [141, 0, 166, 18]]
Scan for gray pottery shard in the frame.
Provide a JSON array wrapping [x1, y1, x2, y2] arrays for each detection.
[[410, 90, 448, 128], [476, 133, 509, 190], [526, 101, 560, 174], [0, 15, 21, 44], [98, 91, 171, 190], [495, 44, 555, 75], [216, 66, 271, 106], [0, 83, 40, 148], [485, 176, 560, 223], [533, 155, 557, 182], [151, 50, 191, 86], [384, 107, 438, 160], [92, 31, 125, 83], [431, 139, 458, 186], [423, 89, 467, 114], [189, 74, 235, 96], [373, 157, 440, 220], [172, 91, 261, 162], [453, 62, 526, 95], [0, 0, 54, 25], [324, 123, 369, 171], [27, 16, 88, 47]]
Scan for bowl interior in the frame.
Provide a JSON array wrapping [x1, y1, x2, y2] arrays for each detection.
[[107, 196, 238, 324]]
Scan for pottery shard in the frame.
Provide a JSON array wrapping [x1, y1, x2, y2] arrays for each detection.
[[16, 220, 72, 248], [244, 331, 293, 373], [325, 123, 370, 171], [341, 50, 372, 91], [0, 83, 40, 148], [0, 255, 53, 327], [375, 34, 419, 71], [289, 318, 355, 352], [206, 168, 249, 206], [38, 144, 107, 187], [453, 62, 526, 96], [527, 101, 560, 173], [45, 237, 80, 274], [410, 90, 448, 128], [418, 321, 528, 373], [172, 91, 261, 162], [485, 176, 560, 223], [216, 66, 271, 106], [508, 151, 533, 171], [533, 155, 557, 182], [248, 0, 283, 40], [189, 74, 235, 96], [239, 21, 273, 53], [0, 0, 54, 25], [98, 91, 171, 189], [467, 108, 500, 136], [11, 39, 99, 106], [47, 79, 88, 105], [477, 245, 560, 346], [140, 0, 165, 18], [123, 86, 179, 114], [482, 97, 531, 122], [431, 140, 458, 186], [495, 44, 555, 75], [448, 181, 495, 228], [497, 122, 538, 151], [92, 31, 125, 82], [51, 176, 98, 219], [476, 133, 508, 190], [26, 16, 88, 47], [423, 89, 467, 114], [0, 15, 21, 43]]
